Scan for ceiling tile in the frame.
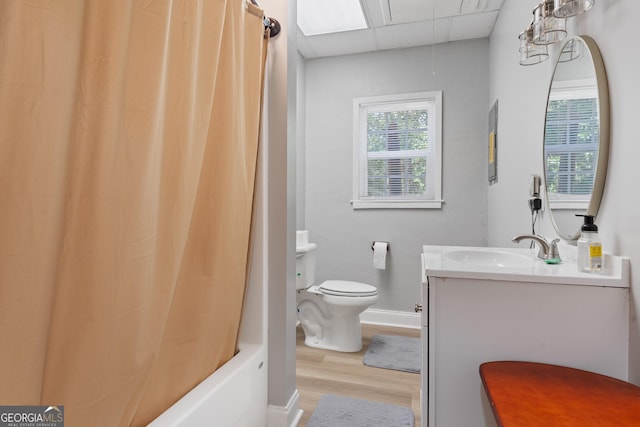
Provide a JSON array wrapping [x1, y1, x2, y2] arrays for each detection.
[[374, 18, 452, 50], [449, 11, 499, 41], [387, 0, 464, 24], [486, 0, 505, 11], [362, 0, 386, 28], [303, 29, 379, 58], [460, 0, 487, 14]]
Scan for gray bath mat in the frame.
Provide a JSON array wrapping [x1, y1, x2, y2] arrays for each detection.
[[307, 394, 414, 427], [363, 334, 421, 373]]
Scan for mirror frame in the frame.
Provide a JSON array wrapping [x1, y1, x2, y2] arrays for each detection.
[[543, 35, 610, 241]]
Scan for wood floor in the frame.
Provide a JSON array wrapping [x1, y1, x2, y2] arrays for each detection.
[[296, 323, 422, 426]]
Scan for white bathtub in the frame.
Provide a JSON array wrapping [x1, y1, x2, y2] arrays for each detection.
[[148, 343, 267, 427], [149, 190, 269, 427], [150, 189, 269, 427], [149, 233, 269, 427]]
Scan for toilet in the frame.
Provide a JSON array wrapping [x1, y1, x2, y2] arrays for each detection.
[[296, 230, 378, 352]]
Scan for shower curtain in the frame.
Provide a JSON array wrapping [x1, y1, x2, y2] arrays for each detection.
[[0, 0, 268, 425]]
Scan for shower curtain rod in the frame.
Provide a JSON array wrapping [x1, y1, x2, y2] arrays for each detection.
[[248, 0, 281, 38]]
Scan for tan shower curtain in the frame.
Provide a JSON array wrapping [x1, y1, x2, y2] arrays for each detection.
[[0, 0, 268, 425]]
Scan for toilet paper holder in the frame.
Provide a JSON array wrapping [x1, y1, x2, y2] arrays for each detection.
[[371, 241, 390, 251]]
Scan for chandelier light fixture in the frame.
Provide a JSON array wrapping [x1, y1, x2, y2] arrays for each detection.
[[519, 0, 595, 66], [519, 22, 549, 66], [534, 0, 567, 45], [553, 0, 595, 18]]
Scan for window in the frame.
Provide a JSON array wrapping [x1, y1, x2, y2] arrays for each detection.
[[352, 91, 442, 209], [544, 80, 598, 209]]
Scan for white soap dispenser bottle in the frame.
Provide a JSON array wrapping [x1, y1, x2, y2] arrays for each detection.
[[576, 214, 603, 273]]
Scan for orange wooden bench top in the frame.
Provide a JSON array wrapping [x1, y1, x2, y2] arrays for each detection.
[[479, 361, 640, 427]]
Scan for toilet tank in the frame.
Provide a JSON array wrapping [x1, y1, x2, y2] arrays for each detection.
[[296, 231, 317, 290]]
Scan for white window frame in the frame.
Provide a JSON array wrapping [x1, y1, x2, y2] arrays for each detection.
[[352, 91, 443, 209]]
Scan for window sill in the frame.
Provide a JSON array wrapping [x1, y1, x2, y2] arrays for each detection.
[[351, 200, 443, 210], [548, 200, 589, 210]]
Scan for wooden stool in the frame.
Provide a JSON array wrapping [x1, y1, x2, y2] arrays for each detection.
[[479, 361, 640, 426]]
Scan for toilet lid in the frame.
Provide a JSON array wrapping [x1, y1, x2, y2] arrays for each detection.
[[319, 280, 378, 297]]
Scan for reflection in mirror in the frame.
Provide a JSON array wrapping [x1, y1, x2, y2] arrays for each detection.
[[543, 36, 609, 241]]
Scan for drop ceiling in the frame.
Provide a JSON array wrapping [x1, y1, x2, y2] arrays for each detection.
[[297, 0, 505, 59]]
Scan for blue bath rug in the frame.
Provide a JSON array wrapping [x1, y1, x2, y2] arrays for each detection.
[[307, 394, 414, 427], [363, 334, 421, 373]]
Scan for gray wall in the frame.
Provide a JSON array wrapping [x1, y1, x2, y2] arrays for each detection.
[[488, 0, 640, 383], [296, 53, 306, 231], [263, 0, 299, 422], [303, 39, 490, 311]]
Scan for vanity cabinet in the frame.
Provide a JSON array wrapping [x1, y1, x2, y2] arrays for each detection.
[[420, 245, 630, 427]]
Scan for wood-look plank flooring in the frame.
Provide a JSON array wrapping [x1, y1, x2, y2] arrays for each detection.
[[296, 323, 422, 426]]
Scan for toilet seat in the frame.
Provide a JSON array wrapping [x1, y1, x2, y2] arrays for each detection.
[[319, 280, 378, 297]]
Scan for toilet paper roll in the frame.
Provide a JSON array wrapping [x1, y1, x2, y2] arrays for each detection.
[[373, 241, 388, 270]]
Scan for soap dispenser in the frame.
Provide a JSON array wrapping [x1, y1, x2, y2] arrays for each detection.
[[576, 214, 603, 273]]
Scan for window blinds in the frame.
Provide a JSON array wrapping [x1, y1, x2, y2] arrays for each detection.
[[545, 96, 599, 199], [360, 100, 435, 200]]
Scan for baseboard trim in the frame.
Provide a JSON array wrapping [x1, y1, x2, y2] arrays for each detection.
[[267, 389, 303, 427], [360, 308, 421, 329]]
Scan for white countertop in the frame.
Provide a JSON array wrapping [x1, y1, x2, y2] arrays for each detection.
[[422, 245, 630, 288]]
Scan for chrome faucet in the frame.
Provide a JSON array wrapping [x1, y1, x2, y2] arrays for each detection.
[[512, 234, 561, 261]]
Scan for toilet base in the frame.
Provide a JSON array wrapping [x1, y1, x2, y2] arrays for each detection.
[[302, 313, 363, 352], [296, 285, 378, 353]]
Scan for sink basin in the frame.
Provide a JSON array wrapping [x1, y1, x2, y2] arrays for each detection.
[[423, 245, 629, 287], [444, 249, 533, 268]]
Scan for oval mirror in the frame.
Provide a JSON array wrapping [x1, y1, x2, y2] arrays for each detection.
[[543, 35, 610, 241]]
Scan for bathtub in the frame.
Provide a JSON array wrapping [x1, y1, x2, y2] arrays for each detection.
[[148, 343, 267, 427], [150, 188, 269, 426], [149, 195, 269, 426], [148, 231, 269, 427]]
